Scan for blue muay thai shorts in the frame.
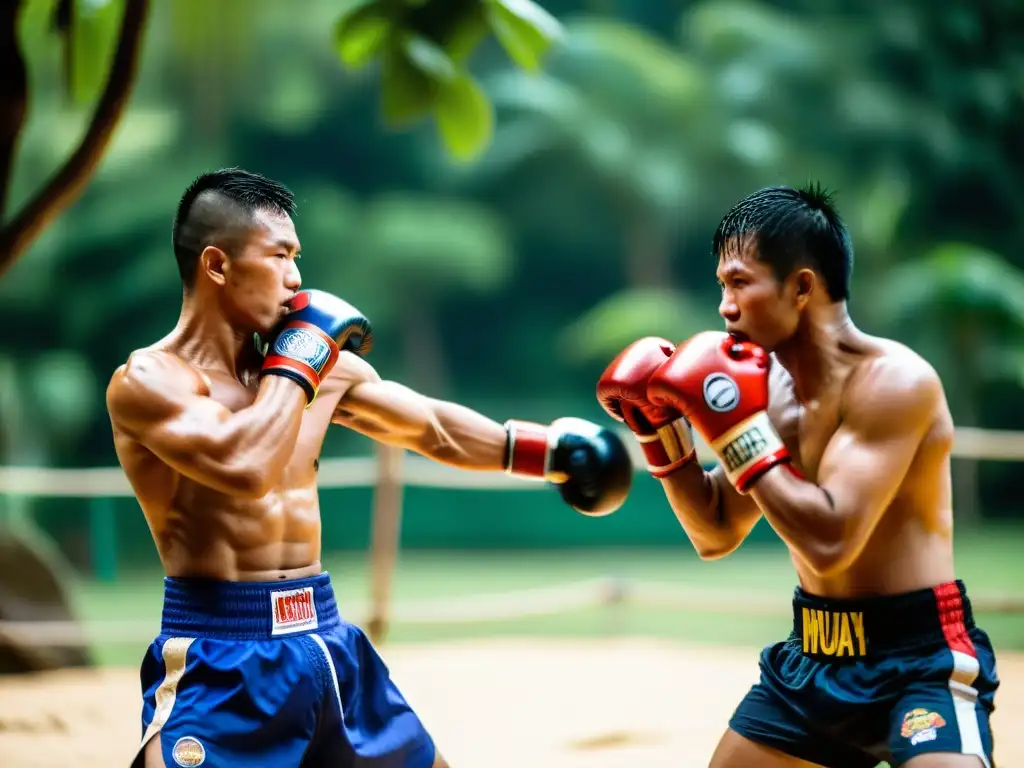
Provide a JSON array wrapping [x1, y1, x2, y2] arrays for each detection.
[[133, 573, 436, 767]]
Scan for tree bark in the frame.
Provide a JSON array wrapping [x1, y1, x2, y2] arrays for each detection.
[[0, 0, 150, 274], [402, 300, 449, 397], [0, 1, 28, 221], [624, 216, 671, 288]]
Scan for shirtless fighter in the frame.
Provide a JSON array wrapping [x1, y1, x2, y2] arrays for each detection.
[[597, 185, 1000, 767], [106, 167, 633, 768]]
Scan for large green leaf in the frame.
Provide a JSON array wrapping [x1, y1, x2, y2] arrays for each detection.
[[436, 72, 493, 162], [334, 4, 392, 69], [380, 42, 437, 125], [485, 0, 563, 72], [402, 33, 458, 83]]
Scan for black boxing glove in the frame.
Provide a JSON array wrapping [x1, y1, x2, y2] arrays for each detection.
[[504, 417, 633, 516], [260, 289, 374, 405]]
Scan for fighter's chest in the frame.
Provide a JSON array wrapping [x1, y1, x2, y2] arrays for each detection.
[[203, 370, 261, 412], [768, 383, 842, 481], [201, 371, 338, 466]]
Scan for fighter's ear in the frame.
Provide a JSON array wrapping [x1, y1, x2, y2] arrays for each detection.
[[200, 246, 228, 287], [793, 268, 815, 308]]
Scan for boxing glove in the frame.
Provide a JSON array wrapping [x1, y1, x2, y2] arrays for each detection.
[[261, 289, 374, 405], [504, 417, 633, 516], [647, 331, 789, 493], [597, 337, 696, 478]]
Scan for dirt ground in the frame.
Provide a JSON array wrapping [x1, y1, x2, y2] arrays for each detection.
[[0, 638, 1020, 768]]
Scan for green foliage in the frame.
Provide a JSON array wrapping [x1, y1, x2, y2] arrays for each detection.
[[355, 192, 513, 312], [560, 288, 720, 364], [876, 244, 1024, 388], [333, 0, 563, 161], [6, 0, 1024, 533], [879, 244, 1024, 329], [68, 0, 124, 104]]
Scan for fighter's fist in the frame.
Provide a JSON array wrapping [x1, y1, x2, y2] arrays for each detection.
[[597, 337, 696, 477], [261, 290, 374, 405], [648, 331, 789, 492], [504, 417, 633, 516]]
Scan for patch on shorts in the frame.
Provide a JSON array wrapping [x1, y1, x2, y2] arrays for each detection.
[[900, 708, 947, 746], [271, 585, 318, 636], [172, 735, 206, 767]]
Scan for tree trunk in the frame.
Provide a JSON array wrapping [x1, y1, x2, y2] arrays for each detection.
[[401, 300, 449, 396], [0, 0, 28, 221], [0, 0, 150, 273], [624, 216, 671, 288]]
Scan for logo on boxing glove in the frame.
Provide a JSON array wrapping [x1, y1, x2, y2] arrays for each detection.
[[703, 373, 740, 413], [272, 327, 333, 374]]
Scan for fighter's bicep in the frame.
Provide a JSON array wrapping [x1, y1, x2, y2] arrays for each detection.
[[333, 379, 436, 442], [816, 364, 940, 520], [107, 354, 232, 456]]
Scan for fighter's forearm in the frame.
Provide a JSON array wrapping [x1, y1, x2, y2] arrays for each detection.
[[406, 398, 508, 471], [659, 463, 755, 559], [201, 376, 308, 496], [750, 465, 845, 573]]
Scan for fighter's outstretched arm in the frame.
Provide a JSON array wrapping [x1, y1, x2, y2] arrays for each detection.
[[107, 351, 307, 498], [330, 354, 634, 515], [331, 361, 507, 471], [750, 359, 942, 576]]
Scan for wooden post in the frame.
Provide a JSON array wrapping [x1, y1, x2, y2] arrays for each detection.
[[366, 443, 405, 645]]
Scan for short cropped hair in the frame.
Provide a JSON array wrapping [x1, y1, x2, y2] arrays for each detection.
[[711, 184, 853, 302], [172, 168, 296, 291]]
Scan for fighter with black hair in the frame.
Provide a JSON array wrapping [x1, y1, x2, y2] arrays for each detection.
[[598, 184, 1000, 768], [108, 167, 633, 768]]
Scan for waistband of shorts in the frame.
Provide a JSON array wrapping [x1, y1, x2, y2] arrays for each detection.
[[160, 572, 340, 640], [791, 580, 975, 661]]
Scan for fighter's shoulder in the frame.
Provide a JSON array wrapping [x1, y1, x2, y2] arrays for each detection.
[[321, 350, 381, 397], [107, 347, 207, 419], [847, 339, 943, 423]]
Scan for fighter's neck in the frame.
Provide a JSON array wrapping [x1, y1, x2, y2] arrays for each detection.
[[774, 302, 857, 403], [170, 298, 259, 379]]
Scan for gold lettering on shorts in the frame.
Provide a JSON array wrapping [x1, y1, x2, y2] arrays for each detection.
[[802, 609, 867, 658]]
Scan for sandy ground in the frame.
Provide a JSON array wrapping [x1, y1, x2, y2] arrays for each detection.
[[0, 638, 1020, 768]]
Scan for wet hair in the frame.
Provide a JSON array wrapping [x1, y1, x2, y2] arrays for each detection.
[[711, 183, 853, 301], [172, 168, 296, 291]]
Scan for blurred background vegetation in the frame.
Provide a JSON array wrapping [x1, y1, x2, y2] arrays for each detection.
[[2, 0, 1024, 575]]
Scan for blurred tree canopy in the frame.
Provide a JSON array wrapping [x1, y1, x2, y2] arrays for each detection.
[[3, 0, 1024, 524], [0, 0, 559, 278]]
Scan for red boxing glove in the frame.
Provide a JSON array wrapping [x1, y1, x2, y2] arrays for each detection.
[[596, 337, 696, 477], [647, 331, 789, 492]]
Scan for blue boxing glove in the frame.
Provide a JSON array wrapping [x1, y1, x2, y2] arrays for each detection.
[[260, 290, 374, 405]]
